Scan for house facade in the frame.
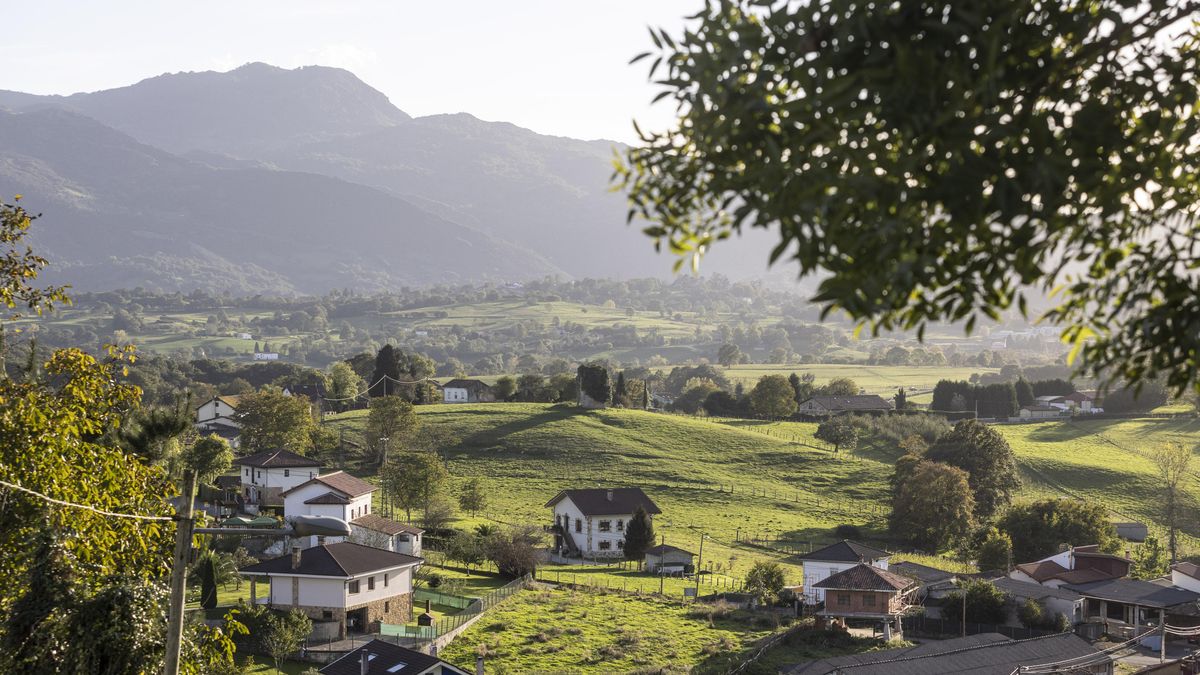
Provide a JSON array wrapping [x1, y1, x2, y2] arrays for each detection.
[[645, 544, 695, 574], [1009, 545, 1130, 589], [442, 379, 495, 403], [796, 395, 892, 416], [1019, 405, 1062, 419], [349, 513, 424, 557], [282, 471, 376, 548], [240, 542, 422, 638], [546, 488, 661, 559], [814, 563, 915, 640], [797, 540, 891, 604], [234, 449, 322, 511], [196, 395, 243, 446]]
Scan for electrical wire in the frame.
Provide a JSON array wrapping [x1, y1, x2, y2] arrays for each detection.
[[0, 478, 174, 522]]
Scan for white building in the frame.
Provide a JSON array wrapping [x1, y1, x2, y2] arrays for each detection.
[[239, 542, 422, 638], [282, 471, 376, 548], [1019, 405, 1062, 420], [546, 488, 660, 559], [442, 379, 495, 403], [1171, 562, 1200, 593], [349, 513, 424, 557], [234, 449, 322, 511], [797, 540, 891, 605], [195, 395, 243, 446]]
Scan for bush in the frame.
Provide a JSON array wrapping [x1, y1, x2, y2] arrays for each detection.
[[834, 524, 862, 539]]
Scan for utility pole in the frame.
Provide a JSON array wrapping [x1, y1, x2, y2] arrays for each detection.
[[164, 470, 197, 675], [695, 534, 706, 598], [659, 534, 665, 596], [960, 585, 967, 638]]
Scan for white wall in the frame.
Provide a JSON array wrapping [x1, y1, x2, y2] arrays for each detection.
[[244, 465, 317, 491], [444, 387, 469, 403], [552, 497, 638, 556], [1173, 571, 1200, 593], [264, 565, 416, 609], [344, 565, 415, 606], [196, 399, 239, 426]]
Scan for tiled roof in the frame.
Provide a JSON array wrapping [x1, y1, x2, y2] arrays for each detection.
[[787, 632, 1105, 675], [1173, 561, 1200, 581], [545, 488, 661, 516], [443, 379, 491, 390], [320, 639, 466, 675], [646, 544, 695, 557], [351, 513, 424, 536], [802, 395, 892, 411], [891, 561, 957, 585], [240, 542, 421, 578], [798, 540, 891, 563], [814, 563, 914, 592], [1013, 560, 1069, 582], [305, 492, 351, 505], [989, 577, 1084, 603], [233, 448, 322, 468], [1063, 578, 1200, 609], [283, 471, 375, 498]]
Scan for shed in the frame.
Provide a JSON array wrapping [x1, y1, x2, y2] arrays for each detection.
[[645, 544, 695, 574]]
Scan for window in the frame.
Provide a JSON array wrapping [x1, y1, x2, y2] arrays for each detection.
[[575, 519, 582, 533], [863, 594, 876, 607], [284, 469, 290, 477], [365, 504, 370, 514], [368, 576, 375, 591], [256, 470, 261, 479], [385, 601, 390, 613], [244, 468, 249, 477], [384, 573, 389, 587], [837, 593, 851, 607], [309, 471, 315, 479], [617, 520, 624, 531], [348, 580, 360, 594], [598, 520, 612, 532], [617, 540, 625, 549], [598, 541, 612, 550], [322, 610, 332, 620]]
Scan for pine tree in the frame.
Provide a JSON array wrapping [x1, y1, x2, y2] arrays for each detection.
[[894, 387, 908, 410], [370, 345, 401, 397], [615, 372, 628, 407], [623, 506, 655, 565]]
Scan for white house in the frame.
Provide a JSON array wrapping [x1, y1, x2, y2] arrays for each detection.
[[990, 576, 1086, 627], [234, 449, 322, 511], [1019, 405, 1062, 420], [349, 513, 424, 557], [320, 639, 470, 675], [1170, 562, 1200, 594], [282, 471, 376, 548], [1009, 545, 1130, 589], [240, 542, 422, 638], [797, 540, 891, 605], [442, 379, 495, 403], [546, 488, 661, 559], [195, 395, 243, 447]]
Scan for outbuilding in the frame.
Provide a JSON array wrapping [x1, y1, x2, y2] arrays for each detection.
[[645, 544, 695, 574]]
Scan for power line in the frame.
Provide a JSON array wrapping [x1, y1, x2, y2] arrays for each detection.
[[0, 478, 174, 522]]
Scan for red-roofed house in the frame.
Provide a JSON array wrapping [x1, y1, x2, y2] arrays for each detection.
[[815, 563, 916, 640], [1009, 545, 1129, 589], [234, 449, 322, 511]]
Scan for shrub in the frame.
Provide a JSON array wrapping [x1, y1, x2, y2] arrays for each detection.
[[834, 524, 862, 539]]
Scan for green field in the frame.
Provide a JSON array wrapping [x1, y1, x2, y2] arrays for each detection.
[[713, 364, 1001, 395], [438, 584, 779, 674]]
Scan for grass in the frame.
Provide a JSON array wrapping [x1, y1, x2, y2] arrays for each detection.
[[716, 364, 1000, 394], [438, 585, 781, 674], [242, 654, 312, 674]]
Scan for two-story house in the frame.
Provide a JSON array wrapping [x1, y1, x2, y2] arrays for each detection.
[[546, 488, 660, 559], [797, 540, 892, 604], [442, 379, 495, 403], [814, 563, 916, 640], [234, 449, 322, 512], [240, 542, 422, 638], [195, 395, 243, 447], [282, 471, 376, 548]]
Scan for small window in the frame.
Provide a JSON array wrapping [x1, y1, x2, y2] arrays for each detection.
[[365, 504, 370, 514], [244, 468, 249, 477], [322, 610, 332, 620], [837, 593, 851, 606], [598, 541, 612, 550], [348, 580, 360, 594], [598, 520, 612, 532], [384, 573, 389, 587], [617, 540, 625, 549], [368, 576, 375, 591], [617, 520, 624, 531], [575, 519, 582, 533], [284, 469, 290, 477], [863, 594, 876, 607], [385, 601, 390, 613]]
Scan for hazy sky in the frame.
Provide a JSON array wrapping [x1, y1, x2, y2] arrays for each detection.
[[3, 1, 700, 142]]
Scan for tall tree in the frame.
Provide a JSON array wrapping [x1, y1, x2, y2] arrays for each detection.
[[619, 0, 1200, 395], [815, 418, 858, 456], [366, 396, 420, 466], [1150, 442, 1193, 562], [235, 387, 316, 453], [976, 527, 1013, 572], [493, 376, 517, 402], [1015, 378, 1035, 408], [889, 460, 975, 552], [893, 387, 908, 411], [623, 506, 656, 565], [183, 435, 234, 484], [458, 478, 487, 517], [927, 420, 1020, 519], [381, 451, 447, 523], [750, 374, 798, 419], [817, 377, 858, 397], [998, 499, 1119, 562], [327, 361, 365, 408], [716, 342, 745, 367], [369, 344, 402, 397]]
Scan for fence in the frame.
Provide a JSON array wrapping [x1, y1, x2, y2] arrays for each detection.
[[534, 567, 748, 595], [379, 573, 530, 641], [900, 616, 1057, 641], [413, 588, 473, 610]]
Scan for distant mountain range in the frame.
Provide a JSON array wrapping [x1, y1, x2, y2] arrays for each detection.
[[0, 63, 776, 294]]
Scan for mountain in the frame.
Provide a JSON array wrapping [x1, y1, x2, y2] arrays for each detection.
[[0, 63, 777, 292], [0, 108, 561, 293]]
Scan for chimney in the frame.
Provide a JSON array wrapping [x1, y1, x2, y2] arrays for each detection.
[[290, 544, 301, 570], [360, 650, 370, 675], [607, 489, 613, 502]]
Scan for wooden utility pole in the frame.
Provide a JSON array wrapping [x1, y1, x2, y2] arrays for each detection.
[[164, 470, 197, 675], [695, 534, 706, 597], [960, 585, 967, 638], [659, 534, 666, 596]]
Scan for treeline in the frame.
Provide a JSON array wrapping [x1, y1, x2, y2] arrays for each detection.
[[932, 375, 1171, 416]]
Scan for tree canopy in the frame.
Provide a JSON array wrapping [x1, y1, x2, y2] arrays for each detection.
[[618, 1, 1200, 394], [927, 420, 1020, 519], [998, 498, 1119, 562], [889, 460, 975, 552]]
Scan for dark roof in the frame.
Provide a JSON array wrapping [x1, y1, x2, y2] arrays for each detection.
[[544, 488, 661, 516], [814, 563, 914, 592], [320, 639, 466, 675], [891, 561, 958, 585], [1013, 560, 1068, 583], [352, 513, 424, 536], [283, 471, 375, 498], [798, 540, 891, 563], [306, 492, 351, 505], [802, 395, 892, 412], [786, 632, 1105, 675], [443, 378, 491, 390], [1013, 559, 1119, 584], [1055, 568, 1118, 584], [233, 449, 321, 468], [990, 577, 1084, 603], [240, 542, 422, 578], [1022, 405, 1060, 412], [1063, 578, 1200, 609], [1173, 562, 1200, 581], [645, 544, 695, 557], [214, 475, 241, 490], [286, 383, 327, 400]]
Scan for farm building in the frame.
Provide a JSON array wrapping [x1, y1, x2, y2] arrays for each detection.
[[645, 544, 695, 574], [1019, 405, 1061, 419], [442, 379, 495, 403], [796, 395, 892, 416], [797, 540, 892, 605], [814, 563, 916, 640]]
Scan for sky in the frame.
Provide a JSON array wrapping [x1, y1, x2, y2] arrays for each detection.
[[1, 0, 701, 142]]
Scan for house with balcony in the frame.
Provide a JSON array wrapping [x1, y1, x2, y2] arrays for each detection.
[[814, 563, 916, 640], [546, 488, 660, 559], [195, 395, 243, 447], [240, 542, 422, 638], [797, 540, 892, 605], [234, 449, 322, 512]]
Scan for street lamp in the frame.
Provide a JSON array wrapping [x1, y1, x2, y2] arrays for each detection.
[[164, 471, 351, 675]]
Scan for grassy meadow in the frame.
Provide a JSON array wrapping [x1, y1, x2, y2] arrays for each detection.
[[716, 364, 1000, 395]]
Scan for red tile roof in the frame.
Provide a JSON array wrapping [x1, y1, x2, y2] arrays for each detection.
[[283, 471, 375, 498], [814, 563, 915, 592], [351, 513, 424, 536]]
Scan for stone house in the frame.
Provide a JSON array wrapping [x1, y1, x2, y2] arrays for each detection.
[[240, 542, 422, 638]]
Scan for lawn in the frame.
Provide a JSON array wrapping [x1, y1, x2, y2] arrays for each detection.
[[716, 364, 1000, 394], [438, 585, 781, 674]]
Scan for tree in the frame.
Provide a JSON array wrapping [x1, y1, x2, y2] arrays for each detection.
[[516, 373, 547, 402], [1104, 379, 1171, 414], [1017, 598, 1067, 632], [197, 551, 219, 610], [493, 375, 517, 402], [889, 460, 975, 552], [702, 389, 739, 417], [614, 372, 630, 407], [117, 402, 194, 463], [998, 499, 1119, 563], [366, 396, 420, 466], [926, 420, 1020, 520], [1150, 442, 1193, 562], [893, 387, 908, 411], [236, 387, 316, 453], [788, 372, 815, 403], [745, 560, 786, 605], [458, 478, 487, 516], [369, 344, 402, 397], [976, 528, 1013, 572], [447, 531, 486, 575], [381, 451, 448, 523], [576, 363, 611, 407], [1131, 536, 1171, 580], [327, 361, 364, 406], [750, 374, 798, 419], [623, 506, 656, 564], [1015, 378, 1035, 408], [941, 580, 1009, 626], [716, 342, 745, 367], [817, 378, 858, 397], [815, 418, 858, 455], [183, 435, 233, 484], [619, 2, 1200, 395], [260, 609, 311, 674], [673, 378, 721, 415], [484, 525, 543, 578]]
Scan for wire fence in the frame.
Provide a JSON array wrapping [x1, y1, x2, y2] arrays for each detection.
[[379, 573, 530, 641], [413, 588, 473, 610], [534, 567, 748, 596], [900, 616, 1058, 641]]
